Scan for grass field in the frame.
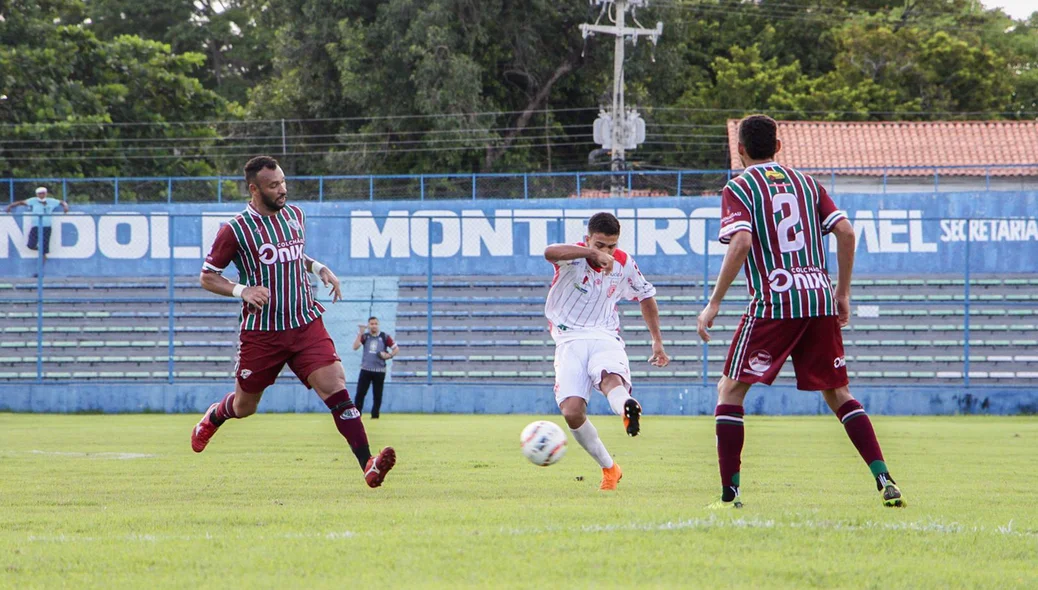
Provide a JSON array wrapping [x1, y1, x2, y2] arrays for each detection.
[[1, 413, 1036, 589]]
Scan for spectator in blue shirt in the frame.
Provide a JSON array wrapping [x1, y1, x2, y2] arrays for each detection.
[[5, 186, 69, 264]]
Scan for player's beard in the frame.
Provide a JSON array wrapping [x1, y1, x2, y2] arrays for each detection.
[[261, 191, 287, 212]]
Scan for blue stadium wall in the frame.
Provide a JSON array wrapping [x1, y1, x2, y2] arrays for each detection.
[[2, 191, 1037, 414]]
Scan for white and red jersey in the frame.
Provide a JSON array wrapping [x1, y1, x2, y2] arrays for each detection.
[[544, 245, 657, 344], [203, 203, 324, 332], [719, 162, 847, 319]]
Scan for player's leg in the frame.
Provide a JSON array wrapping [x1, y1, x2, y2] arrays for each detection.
[[292, 318, 394, 487], [794, 317, 904, 507], [708, 315, 799, 508], [588, 339, 640, 436], [354, 370, 372, 416], [370, 371, 385, 419], [191, 333, 282, 453], [708, 376, 752, 509], [555, 340, 621, 490]]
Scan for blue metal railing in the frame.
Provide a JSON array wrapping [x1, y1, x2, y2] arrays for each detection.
[[5, 164, 1038, 203]]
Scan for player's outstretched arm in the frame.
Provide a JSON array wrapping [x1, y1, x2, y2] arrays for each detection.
[[199, 271, 269, 309], [830, 219, 856, 327], [640, 297, 670, 367], [4, 200, 28, 213], [697, 231, 752, 342], [544, 244, 612, 269]]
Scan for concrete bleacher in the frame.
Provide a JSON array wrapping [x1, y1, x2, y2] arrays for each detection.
[[1, 276, 1036, 385]]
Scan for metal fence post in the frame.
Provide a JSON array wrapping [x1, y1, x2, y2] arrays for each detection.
[[420, 176, 426, 202], [114, 178, 120, 204], [934, 167, 939, 192], [8, 178, 13, 203], [426, 225, 434, 386], [369, 176, 374, 201], [62, 179, 68, 201], [576, 174, 582, 198], [319, 177, 325, 202], [167, 178, 173, 203], [471, 175, 477, 201], [36, 214, 44, 383], [169, 214, 177, 383], [217, 178, 223, 203], [702, 217, 710, 386], [963, 222, 971, 388], [676, 171, 683, 197], [523, 174, 529, 200]]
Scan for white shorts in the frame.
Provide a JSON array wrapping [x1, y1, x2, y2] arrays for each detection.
[[553, 337, 632, 406]]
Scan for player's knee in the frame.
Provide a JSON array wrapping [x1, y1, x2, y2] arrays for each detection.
[[233, 394, 260, 417]]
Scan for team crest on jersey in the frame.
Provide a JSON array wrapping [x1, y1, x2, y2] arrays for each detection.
[[288, 219, 302, 232], [606, 284, 618, 297], [239, 369, 252, 380]]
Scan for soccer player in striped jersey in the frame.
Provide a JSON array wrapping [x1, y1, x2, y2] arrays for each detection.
[[697, 115, 904, 508], [544, 212, 670, 491], [190, 156, 396, 488]]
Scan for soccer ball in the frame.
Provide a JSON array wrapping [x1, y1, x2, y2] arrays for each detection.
[[520, 420, 568, 466]]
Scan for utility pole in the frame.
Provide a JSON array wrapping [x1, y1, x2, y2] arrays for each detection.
[[582, 0, 662, 196]]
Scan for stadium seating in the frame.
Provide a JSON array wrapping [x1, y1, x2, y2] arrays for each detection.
[[0, 276, 1035, 385]]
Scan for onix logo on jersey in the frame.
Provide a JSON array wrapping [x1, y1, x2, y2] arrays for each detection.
[[767, 267, 830, 293], [258, 240, 305, 265], [833, 356, 846, 369]]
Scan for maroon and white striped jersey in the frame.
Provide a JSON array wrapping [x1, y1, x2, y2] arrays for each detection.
[[719, 163, 847, 319], [203, 203, 324, 331], [544, 245, 657, 343]]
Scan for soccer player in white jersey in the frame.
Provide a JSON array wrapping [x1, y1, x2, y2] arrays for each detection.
[[544, 212, 670, 491]]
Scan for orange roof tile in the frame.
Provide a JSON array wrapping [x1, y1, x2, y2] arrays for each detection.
[[726, 120, 1038, 176]]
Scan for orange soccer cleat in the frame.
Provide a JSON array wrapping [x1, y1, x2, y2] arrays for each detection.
[[599, 462, 623, 491]]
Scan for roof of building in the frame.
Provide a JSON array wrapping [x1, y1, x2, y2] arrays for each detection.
[[726, 120, 1038, 176]]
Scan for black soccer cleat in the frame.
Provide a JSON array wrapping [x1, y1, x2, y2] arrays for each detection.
[[623, 398, 642, 437], [877, 473, 906, 508]]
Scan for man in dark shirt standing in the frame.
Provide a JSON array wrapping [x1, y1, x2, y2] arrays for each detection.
[[352, 316, 399, 419]]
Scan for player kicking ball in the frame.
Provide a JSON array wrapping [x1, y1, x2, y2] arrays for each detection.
[[544, 212, 670, 491], [191, 155, 395, 488], [697, 115, 904, 509]]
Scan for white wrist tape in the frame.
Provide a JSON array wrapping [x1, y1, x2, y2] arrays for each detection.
[[311, 260, 326, 275], [231, 284, 246, 299]]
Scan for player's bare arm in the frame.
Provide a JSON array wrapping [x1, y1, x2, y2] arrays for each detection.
[[4, 200, 28, 212], [306, 256, 342, 303], [352, 325, 366, 350], [697, 231, 752, 342], [199, 270, 269, 309], [830, 219, 856, 328], [544, 244, 613, 271], [639, 297, 670, 367]]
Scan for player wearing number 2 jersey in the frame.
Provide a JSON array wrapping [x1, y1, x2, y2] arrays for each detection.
[[697, 115, 904, 509], [190, 156, 395, 489]]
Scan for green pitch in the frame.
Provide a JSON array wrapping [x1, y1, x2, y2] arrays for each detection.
[[1, 413, 1035, 589]]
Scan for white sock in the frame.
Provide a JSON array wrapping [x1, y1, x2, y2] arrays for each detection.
[[570, 419, 614, 469], [605, 385, 631, 416]]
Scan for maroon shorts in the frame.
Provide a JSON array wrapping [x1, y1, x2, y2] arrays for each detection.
[[723, 315, 848, 391], [234, 317, 341, 393]]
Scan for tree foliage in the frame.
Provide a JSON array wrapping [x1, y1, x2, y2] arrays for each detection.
[[1, 0, 1035, 176]]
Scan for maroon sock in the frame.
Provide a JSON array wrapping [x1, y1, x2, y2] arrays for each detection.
[[715, 404, 745, 495], [835, 400, 888, 478], [210, 392, 238, 426], [324, 390, 372, 469]]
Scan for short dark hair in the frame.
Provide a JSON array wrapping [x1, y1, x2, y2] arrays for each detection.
[[368, 316, 378, 322], [587, 212, 620, 236], [738, 115, 778, 160], [244, 156, 280, 186]]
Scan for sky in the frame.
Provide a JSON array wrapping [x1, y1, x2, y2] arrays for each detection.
[[981, 0, 1036, 20]]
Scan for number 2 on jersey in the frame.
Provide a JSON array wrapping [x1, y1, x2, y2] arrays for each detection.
[[772, 192, 805, 253]]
